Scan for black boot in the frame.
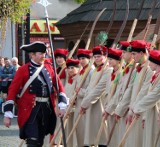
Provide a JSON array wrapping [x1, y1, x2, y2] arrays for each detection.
[[98, 145, 107, 147], [26, 138, 38, 147]]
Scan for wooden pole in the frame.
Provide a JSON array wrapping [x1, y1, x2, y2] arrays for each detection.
[[107, 120, 117, 146], [106, 0, 117, 33], [153, 104, 160, 147], [112, 0, 129, 48], [18, 139, 25, 147], [85, 8, 107, 49], [66, 113, 83, 144], [143, 0, 157, 40], [94, 117, 106, 147], [127, 0, 146, 41], [118, 117, 137, 147]]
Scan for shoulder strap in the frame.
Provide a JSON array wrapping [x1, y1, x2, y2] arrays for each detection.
[[18, 64, 44, 98]]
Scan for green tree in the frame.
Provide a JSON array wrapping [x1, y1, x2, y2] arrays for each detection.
[[0, 0, 33, 45], [74, 0, 87, 4]]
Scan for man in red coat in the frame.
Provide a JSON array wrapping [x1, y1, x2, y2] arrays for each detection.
[[3, 41, 68, 147]]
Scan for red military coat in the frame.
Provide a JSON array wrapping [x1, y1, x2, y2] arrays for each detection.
[[6, 60, 65, 128]]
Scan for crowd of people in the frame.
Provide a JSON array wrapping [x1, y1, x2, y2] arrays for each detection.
[[2, 40, 160, 147]]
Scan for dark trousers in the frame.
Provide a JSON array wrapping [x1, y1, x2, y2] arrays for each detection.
[[20, 102, 56, 146]]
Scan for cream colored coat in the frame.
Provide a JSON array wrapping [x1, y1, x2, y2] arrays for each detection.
[[81, 66, 113, 145], [64, 74, 78, 147], [124, 63, 154, 147], [133, 74, 160, 147], [104, 70, 122, 147], [73, 65, 94, 147], [105, 63, 135, 147]]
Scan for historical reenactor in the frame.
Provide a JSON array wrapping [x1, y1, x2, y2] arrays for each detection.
[[103, 47, 122, 147], [55, 48, 68, 85], [52, 48, 68, 145], [123, 40, 154, 147], [133, 49, 160, 147], [74, 49, 94, 147], [80, 45, 113, 147], [3, 41, 68, 147], [112, 41, 136, 145], [64, 58, 80, 147]]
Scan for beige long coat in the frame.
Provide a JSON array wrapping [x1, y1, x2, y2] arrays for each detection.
[[105, 63, 135, 147], [81, 65, 113, 145], [73, 65, 94, 147], [133, 74, 160, 147], [124, 62, 154, 147], [64, 74, 78, 147]]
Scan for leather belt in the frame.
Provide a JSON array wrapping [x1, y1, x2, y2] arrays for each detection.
[[35, 97, 49, 102]]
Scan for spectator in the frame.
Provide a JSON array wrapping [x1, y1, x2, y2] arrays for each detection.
[[0, 56, 4, 90], [11, 57, 21, 71], [0, 57, 16, 100], [0, 56, 4, 68]]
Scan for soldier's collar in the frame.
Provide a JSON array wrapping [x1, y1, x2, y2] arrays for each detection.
[[30, 59, 41, 67]]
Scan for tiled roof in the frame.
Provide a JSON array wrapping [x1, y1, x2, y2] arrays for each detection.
[[57, 0, 160, 25]]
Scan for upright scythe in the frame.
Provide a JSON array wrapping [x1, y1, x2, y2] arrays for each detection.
[[143, 0, 158, 40], [127, 0, 146, 41], [111, 0, 129, 48]]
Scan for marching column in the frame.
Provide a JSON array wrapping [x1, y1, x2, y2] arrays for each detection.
[[133, 49, 160, 147]]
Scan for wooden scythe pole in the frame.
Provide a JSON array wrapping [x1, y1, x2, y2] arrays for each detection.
[[111, 0, 129, 48], [85, 8, 107, 49], [127, 0, 146, 41], [143, 0, 157, 40], [154, 104, 160, 147], [150, 12, 160, 49], [106, 0, 117, 33]]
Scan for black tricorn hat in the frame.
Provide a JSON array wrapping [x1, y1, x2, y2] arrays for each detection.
[[20, 41, 47, 53]]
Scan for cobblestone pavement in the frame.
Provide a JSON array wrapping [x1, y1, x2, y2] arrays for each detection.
[[0, 114, 64, 147], [0, 114, 25, 147]]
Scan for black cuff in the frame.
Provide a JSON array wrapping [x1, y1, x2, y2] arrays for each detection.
[[4, 103, 14, 112], [58, 94, 67, 104]]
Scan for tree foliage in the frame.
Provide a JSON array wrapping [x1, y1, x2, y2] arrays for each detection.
[[74, 0, 87, 4], [0, 0, 33, 46]]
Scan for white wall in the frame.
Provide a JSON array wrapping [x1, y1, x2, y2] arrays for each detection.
[[0, 20, 16, 59]]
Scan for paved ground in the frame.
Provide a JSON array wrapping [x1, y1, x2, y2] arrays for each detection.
[[0, 114, 25, 147], [0, 114, 55, 147]]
